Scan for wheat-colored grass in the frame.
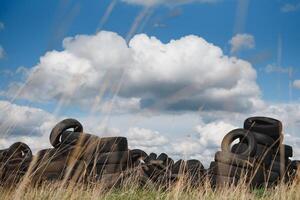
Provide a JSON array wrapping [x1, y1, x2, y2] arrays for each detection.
[[0, 171, 299, 200]]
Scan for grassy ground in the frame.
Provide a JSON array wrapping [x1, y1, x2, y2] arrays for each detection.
[[0, 177, 299, 200]]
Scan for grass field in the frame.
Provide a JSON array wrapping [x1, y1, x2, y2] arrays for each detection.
[[0, 175, 299, 200]]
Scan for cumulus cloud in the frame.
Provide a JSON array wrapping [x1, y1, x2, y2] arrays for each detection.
[[0, 45, 5, 59], [126, 127, 169, 152], [5, 31, 261, 113], [229, 33, 255, 54], [293, 80, 300, 89], [264, 64, 293, 74], [281, 3, 300, 13], [121, 0, 217, 7], [0, 100, 56, 137], [0, 22, 4, 31]]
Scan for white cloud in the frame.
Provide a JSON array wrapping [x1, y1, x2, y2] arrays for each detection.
[[0, 22, 4, 31], [281, 3, 300, 13], [0, 45, 5, 59], [121, 0, 218, 7], [126, 127, 169, 153], [264, 64, 293, 74], [0, 100, 58, 151], [229, 33, 255, 54], [293, 80, 300, 89], [5, 31, 261, 113]]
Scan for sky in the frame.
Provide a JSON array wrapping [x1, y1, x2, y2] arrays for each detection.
[[0, 0, 300, 166]]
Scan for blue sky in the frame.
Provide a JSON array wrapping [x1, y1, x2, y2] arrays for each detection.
[[0, 0, 300, 163]]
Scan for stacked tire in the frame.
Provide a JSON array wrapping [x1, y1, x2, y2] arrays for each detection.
[[209, 128, 271, 187], [244, 117, 295, 185], [0, 142, 32, 185], [31, 118, 131, 186]]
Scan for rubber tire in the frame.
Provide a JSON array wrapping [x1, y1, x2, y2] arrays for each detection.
[[50, 119, 83, 148], [157, 153, 174, 167], [144, 153, 157, 164], [210, 174, 238, 187], [61, 131, 128, 153], [244, 116, 282, 140], [232, 143, 272, 166], [215, 151, 259, 168], [210, 161, 265, 185], [273, 145, 293, 158], [7, 142, 32, 160], [221, 129, 257, 157], [90, 164, 127, 175], [251, 132, 276, 147], [130, 149, 148, 163], [93, 151, 131, 165], [171, 159, 185, 174]]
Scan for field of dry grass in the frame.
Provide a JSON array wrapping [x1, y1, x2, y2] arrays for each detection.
[[0, 174, 299, 200]]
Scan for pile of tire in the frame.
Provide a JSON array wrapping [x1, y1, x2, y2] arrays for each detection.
[[209, 116, 299, 187], [0, 116, 298, 189], [0, 142, 32, 185], [123, 151, 206, 187], [28, 118, 134, 186]]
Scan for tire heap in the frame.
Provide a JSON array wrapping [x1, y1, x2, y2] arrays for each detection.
[[0, 116, 298, 189], [209, 116, 298, 187]]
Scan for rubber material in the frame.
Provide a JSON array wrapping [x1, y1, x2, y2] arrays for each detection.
[[244, 116, 282, 140], [232, 143, 272, 166], [93, 151, 131, 165], [210, 174, 238, 187], [61, 131, 128, 153], [50, 119, 83, 148], [130, 149, 147, 163], [221, 129, 257, 157], [215, 151, 260, 168], [7, 142, 32, 160]]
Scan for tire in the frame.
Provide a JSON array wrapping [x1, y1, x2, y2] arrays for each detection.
[[50, 119, 83, 148], [232, 143, 272, 166], [264, 170, 279, 183], [157, 153, 174, 167], [273, 145, 293, 158], [221, 129, 257, 157], [144, 153, 157, 163], [93, 151, 131, 165], [186, 160, 205, 173], [210, 161, 264, 184], [7, 142, 32, 160], [244, 117, 282, 140], [171, 159, 185, 174], [130, 149, 147, 163], [89, 164, 127, 175], [61, 131, 128, 153], [210, 174, 238, 187], [268, 160, 286, 174], [215, 151, 261, 168], [291, 160, 300, 170], [251, 132, 276, 147]]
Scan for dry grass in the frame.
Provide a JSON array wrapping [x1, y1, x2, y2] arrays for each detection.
[[0, 173, 299, 200]]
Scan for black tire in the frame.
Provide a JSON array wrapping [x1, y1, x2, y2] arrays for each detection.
[[50, 119, 83, 148], [61, 131, 128, 153], [210, 174, 238, 187], [7, 142, 32, 160], [251, 132, 276, 147], [157, 153, 174, 167], [90, 164, 127, 175], [232, 143, 272, 166], [93, 151, 131, 165], [186, 160, 205, 173], [144, 153, 157, 163], [244, 116, 282, 140], [291, 160, 300, 170], [273, 145, 293, 158], [130, 149, 147, 163], [171, 159, 185, 174], [210, 161, 264, 184], [215, 151, 262, 168], [264, 170, 279, 183], [221, 129, 257, 157]]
